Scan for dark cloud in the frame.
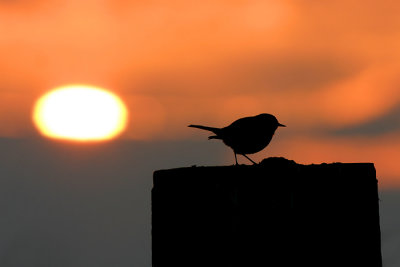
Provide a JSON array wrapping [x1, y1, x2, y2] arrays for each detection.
[[380, 191, 400, 267], [226, 54, 362, 92], [0, 138, 399, 267], [331, 104, 400, 136], [125, 53, 362, 98], [0, 137, 225, 267]]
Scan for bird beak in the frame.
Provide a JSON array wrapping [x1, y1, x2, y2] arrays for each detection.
[[278, 123, 286, 127]]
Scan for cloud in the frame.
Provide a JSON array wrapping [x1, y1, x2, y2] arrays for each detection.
[[332, 104, 400, 137], [221, 54, 361, 93], [0, 137, 226, 267], [312, 65, 400, 127], [250, 133, 400, 188], [1, 0, 400, 142]]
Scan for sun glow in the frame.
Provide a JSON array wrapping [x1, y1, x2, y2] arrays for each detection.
[[33, 85, 128, 141]]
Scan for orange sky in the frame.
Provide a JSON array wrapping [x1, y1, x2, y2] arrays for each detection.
[[1, 0, 400, 187]]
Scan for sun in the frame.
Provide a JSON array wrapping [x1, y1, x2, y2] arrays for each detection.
[[33, 85, 128, 141]]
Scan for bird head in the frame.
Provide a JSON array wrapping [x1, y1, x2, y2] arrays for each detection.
[[257, 113, 286, 129]]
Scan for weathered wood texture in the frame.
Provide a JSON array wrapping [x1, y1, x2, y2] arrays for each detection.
[[152, 157, 382, 267]]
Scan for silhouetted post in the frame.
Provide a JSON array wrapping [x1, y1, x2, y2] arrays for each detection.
[[152, 158, 382, 267]]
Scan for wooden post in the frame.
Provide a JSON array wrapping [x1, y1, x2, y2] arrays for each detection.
[[152, 157, 382, 267]]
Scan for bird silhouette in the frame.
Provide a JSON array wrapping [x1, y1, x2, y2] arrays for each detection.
[[188, 113, 285, 165]]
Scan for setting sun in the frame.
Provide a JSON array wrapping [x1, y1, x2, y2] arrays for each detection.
[[33, 85, 128, 141]]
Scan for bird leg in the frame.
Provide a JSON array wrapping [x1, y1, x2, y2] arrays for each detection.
[[242, 154, 257, 165]]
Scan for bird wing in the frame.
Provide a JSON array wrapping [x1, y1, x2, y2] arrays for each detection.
[[221, 115, 274, 153], [225, 116, 260, 133]]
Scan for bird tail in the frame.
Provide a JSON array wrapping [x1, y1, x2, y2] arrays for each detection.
[[188, 124, 219, 132], [188, 125, 222, 139]]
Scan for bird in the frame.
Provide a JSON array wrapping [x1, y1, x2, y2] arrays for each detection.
[[188, 113, 286, 165]]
